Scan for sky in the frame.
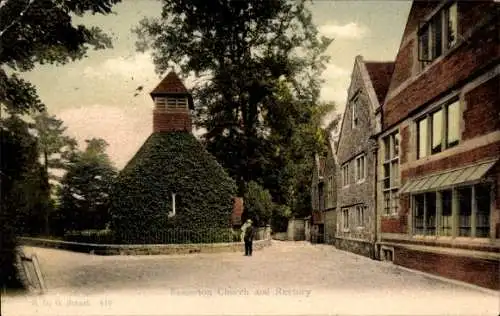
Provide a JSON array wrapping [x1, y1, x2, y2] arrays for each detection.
[[20, 0, 412, 169]]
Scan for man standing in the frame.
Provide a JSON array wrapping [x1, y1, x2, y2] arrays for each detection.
[[243, 219, 255, 256]]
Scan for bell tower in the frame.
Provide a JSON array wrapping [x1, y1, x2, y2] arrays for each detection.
[[150, 71, 194, 133]]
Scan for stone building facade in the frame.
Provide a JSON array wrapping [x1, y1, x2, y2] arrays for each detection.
[[311, 140, 337, 244], [335, 56, 394, 259], [376, 0, 500, 290]]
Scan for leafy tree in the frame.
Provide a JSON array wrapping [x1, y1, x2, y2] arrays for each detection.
[[0, 0, 121, 289], [134, 0, 333, 202], [243, 181, 274, 226], [30, 111, 77, 234], [57, 138, 117, 232]]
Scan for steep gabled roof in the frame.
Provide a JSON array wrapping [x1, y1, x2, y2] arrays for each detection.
[[364, 62, 395, 105], [150, 71, 190, 97]]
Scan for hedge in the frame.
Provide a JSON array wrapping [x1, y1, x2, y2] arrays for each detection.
[[109, 132, 237, 244]]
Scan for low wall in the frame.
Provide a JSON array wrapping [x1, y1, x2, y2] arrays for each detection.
[[18, 237, 272, 256], [272, 232, 287, 241]]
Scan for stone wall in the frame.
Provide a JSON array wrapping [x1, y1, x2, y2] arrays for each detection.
[[335, 237, 375, 259], [287, 219, 306, 241], [324, 210, 336, 245], [19, 237, 271, 256]]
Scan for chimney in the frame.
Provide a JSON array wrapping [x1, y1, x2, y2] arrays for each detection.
[[150, 71, 194, 133]]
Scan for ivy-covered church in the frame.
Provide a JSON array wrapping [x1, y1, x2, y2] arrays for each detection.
[[109, 72, 237, 243]]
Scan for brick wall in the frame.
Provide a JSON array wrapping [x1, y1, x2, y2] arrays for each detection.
[[153, 110, 192, 133], [401, 141, 500, 179], [463, 76, 500, 140], [384, 5, 499, 130], [394, 246, 500, 290], [400, 125, 410, 165]]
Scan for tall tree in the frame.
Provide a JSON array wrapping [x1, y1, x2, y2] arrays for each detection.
[[57, 138, 117, 232], [30, 111, 77, 234], [134, 0, 333, 207]]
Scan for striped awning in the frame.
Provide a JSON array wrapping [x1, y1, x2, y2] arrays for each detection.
[[400, 159, 498, 194]]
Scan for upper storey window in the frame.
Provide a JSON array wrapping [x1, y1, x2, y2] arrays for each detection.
[[418, 2, 458, 66]]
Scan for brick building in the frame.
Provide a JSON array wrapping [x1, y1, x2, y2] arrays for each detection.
[[375, 0, 500, 290], [335, 56, 394, 259]]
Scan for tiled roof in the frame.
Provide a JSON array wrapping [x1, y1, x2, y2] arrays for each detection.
[[364, 61, 395, 104], [150, 71, 190, 96]]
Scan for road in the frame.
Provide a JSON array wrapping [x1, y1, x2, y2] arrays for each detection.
[[2, 241, 498, 315]]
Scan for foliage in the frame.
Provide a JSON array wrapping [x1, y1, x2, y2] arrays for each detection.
[[56, 138, 117, 233], [0, 0, 120, 290], [109, 132, 237, 244], [0, 115, 46, 288], [134, 0, 331, 189], [134, 0, 338, 218], [243, 181, 274, 226]]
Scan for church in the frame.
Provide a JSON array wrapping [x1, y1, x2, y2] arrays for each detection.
[[109, 72, 238, 244]]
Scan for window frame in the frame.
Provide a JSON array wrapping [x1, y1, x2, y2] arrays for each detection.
[[355, 205, 365, 228], [411, 183, 492, 239], [355, 154, 366, 183], [417, 2, 459, 66], [416, 99, 460, 160], [382, 131, 400, 216], [342, 208, 350, 232], [351, 99, 359, 129], [342, 163, 350, 188]]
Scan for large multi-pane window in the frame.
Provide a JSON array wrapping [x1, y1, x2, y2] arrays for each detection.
[[417, 100, 460, 159], [418, 2, 459, 66], [412, 184, 491, 238], [382, 132, 400, 215]]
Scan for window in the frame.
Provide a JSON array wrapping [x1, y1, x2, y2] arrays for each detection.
[[327, 175, 335, 208], [412, 184, 491, 238], [352, 99, 359, 128], [166, 97, 188, 108], [342, 208, 349, 230], [342, 163, 350, 187], [431, 109, 443, 154], [355, 154, 366, 182], [417, 118, 428, 159], [418, 2, 459, 65], [155, 97, 166, 107], [417, 100, 460, 159], [440, 189, 453, 236], [355, 205, 365, 228], [168, 193, 176, 218], [382, 132, 400, 215]]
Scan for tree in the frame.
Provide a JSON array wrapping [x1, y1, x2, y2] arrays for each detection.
[[243, 181, 274, 226], [0, 0, 121, 290], [30, 111, 77, 234], [0, 115, 45, 288], [134, 0, 332, 199], [57, 138, 117, 232]]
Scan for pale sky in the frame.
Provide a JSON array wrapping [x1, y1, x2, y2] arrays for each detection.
[[20, 0, 412, 169]]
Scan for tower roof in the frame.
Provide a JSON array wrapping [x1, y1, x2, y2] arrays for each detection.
[[150, 71, 190, 97], [150, 71, 194, 109]]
